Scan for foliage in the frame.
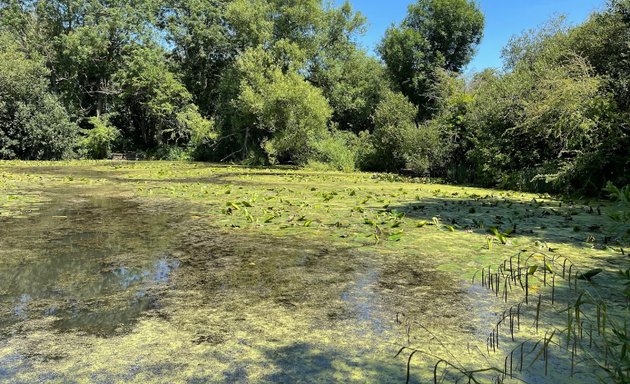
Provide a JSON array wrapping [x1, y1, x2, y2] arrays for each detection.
[[422, 69, 474, 179], [605, 182, 630, 222], [114, 46, 213, 148], [378, 0, 484, 118], [160, 0, 233, 116], [604, 182, 630, 241], [78, 115, 120, 159], [311, 49, 388, 134], [219, 44, 332, 165], [364, 91, 440, 174], [0, 32, 77, 160], [310, 130, 357, 172], [465, 50, 608, 190], [0, 0, 628, 197]]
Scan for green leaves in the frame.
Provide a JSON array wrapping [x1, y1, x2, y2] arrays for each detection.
[[489, 227, 510, 245], [378, 0, 484, 117], [576, 268, 603, 281], [0, 33, 78, 160], [604, 182, 630, 224], [230, 49, 333, 165], [388, 232, 403, 241], [78, 116, 120, 159]]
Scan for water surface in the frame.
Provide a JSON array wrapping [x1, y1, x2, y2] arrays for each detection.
[[0, 167, 606, 383]]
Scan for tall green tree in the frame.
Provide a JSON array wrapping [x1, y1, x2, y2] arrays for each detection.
[[378, 0, 483, 119], [31, 0, 159, 118], [453, 19, 613, 191], [218, 44, 332, 164], [160, 0, 233, 116], [113, 45, 212, 148], [0, 32, 77, 159]]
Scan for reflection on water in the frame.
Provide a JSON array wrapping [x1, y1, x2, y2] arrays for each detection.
[[12, 295, 30, 320], [0, 195, 181, 335]]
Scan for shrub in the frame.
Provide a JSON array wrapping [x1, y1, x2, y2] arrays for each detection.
[[311, 130, 357, 172], [78, 116, 120, 159], [0, 33, 78, 159]]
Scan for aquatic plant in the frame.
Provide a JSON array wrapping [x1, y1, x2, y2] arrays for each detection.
[[469, 246, 630, 383]]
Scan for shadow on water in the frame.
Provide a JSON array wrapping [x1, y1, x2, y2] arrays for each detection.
[[389, 194, 618, 250], [257, 342, 406, 383], [0, 194, 183, 336]]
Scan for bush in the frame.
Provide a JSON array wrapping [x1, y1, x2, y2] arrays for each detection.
[[220, 45, 333, 165], [311, 130, 357, 172], [152, 145, 192, 161], [0, 33, 78, 160], [367, 91, 418, 172], [360, 91, 441, 175], [78, 116, 120, 159]]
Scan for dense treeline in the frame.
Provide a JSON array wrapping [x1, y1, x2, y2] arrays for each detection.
[[0, 0, 628, 194]]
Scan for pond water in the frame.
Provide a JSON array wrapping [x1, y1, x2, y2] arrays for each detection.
[[0, 195, 181, 336], [0, 182, 602, 383]]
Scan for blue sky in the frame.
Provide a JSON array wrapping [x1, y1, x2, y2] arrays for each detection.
[[335, 0, 607, 72]]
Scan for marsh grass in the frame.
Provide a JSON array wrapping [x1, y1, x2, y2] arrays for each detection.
[[462, 246, 629, 383]]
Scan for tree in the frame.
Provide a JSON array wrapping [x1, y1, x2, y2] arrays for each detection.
[[362, 90, 440, 174], [307, 2, 383, 134], [31, 0, 159, 118], [220, 45, 332, 164], [422, 69, 474, 179], [0, 32, 77, 160], [160, 0, 233, 116], [311, 49, 388, 134], [113, 45, 213, 148], [464, 28, 609, 190], [378, 0, 483, 119]]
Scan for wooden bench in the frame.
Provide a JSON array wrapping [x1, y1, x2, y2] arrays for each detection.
[[111, 152, 145, 161]]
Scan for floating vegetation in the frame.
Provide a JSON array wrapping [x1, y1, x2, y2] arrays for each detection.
[[0, 161, 627, 383]]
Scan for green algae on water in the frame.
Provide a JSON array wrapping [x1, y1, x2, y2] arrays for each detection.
[[0, 161, 626, 383]]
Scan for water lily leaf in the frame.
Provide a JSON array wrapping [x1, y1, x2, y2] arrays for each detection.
[[577, 268, 603, 281], [388, 234, 402, 241], [392, 210, 405, 219], [545, 263, 554, 273]]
